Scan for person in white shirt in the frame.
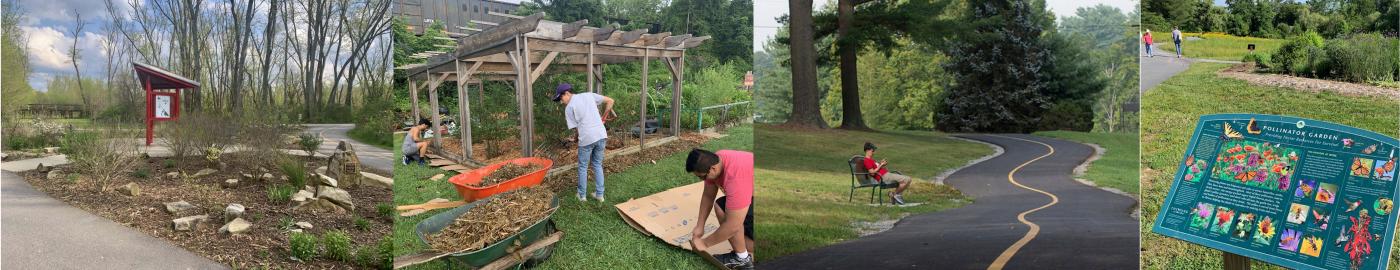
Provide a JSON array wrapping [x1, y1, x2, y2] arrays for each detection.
[[1172, 27, 1183, 58], [553, 83, 615, 202]]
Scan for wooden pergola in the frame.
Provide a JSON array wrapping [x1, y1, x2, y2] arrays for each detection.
[[396, 12, 709, 166]]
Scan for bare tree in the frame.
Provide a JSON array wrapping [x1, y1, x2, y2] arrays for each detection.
[[257, 0, 281, 108], [68, 9, 92, 114]]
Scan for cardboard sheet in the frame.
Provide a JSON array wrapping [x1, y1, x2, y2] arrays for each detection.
[[615, 182, 734, 256]]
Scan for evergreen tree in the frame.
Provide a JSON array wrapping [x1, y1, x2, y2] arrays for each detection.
[[936, 0, 1055, 132]]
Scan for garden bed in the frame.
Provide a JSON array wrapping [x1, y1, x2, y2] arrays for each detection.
[[540, 133, 707, 192], [22, 153, 392, 269], [436, 131, 672, 167]]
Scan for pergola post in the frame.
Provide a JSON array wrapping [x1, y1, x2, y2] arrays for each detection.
[[587, 43, 595, 93], [426, 73, 448, 151], [671, 53, 684, 135], [410, 79, 420, 121], [640, 48, 649, 150], [457, 60, 482, 161], [522, 36, 535, 157]]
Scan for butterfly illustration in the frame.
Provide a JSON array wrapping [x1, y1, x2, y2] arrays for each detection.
[[1247, 118, 1262, 134], [1223, 123, 1244, 140], [1364, 144, 1378, 154]]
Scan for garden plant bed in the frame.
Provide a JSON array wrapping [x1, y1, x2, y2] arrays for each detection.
[[427, 186, 555, 252], [21, 153, 392, 269], [436, 131, 665, 167], [1219, 65, 1400, 100], [540, 133, 708, 192]]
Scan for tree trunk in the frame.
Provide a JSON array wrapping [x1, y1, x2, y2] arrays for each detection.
[[258, 0, 280, 108], [835, 0, 868, 130], [784, 0, 827, 128]]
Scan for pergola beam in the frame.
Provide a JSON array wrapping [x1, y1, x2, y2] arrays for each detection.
[[529, 51, 560, 85]]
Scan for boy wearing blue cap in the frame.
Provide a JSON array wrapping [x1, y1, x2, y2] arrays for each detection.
[[553, 83, 615, 202]]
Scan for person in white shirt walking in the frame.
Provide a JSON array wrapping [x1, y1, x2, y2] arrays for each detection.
[[553, 83, 615, 202]]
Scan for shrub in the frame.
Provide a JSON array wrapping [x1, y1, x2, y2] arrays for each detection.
[[297, 133, 323, 156], [161, 113, 237, 158], [236, 116, 295, 167], [1325, 33, 1397, 82], [130, 168, 150, 179], [353, 244, 378, 267], [1271, 32, 1325, 76], [321, 230, 353, 262], [162, 159, 175, 168], [278, 158, 307, 188], [60, 129, 139, 192], [289, 232, 318, 261], [353, 217, 371, 231], [377, 236, 393, 269], [267, 184, 294, 203], [1037, 101, 1094, 132], [376, 203, 394, 220], [1242, 52, 1271, 68]]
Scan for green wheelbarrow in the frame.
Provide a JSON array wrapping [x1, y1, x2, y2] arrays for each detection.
[[398, 194, 561, 269]]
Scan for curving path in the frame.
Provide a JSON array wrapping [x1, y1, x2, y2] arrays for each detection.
[[759, 134, 1138, 269], [304, 124, 392, 174]]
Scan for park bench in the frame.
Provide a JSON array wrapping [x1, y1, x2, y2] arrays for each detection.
[[848, 155, 900, 205]]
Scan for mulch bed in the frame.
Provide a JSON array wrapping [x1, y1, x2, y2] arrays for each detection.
[[1220, 64, 1400, 100], [21, 153, 392, 269], [437, 131, 666, 166], [477, 163, 543, 187], [540, 133, 708, 192]]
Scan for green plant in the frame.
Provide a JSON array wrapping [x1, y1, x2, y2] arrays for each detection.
[[130, 168, 150, 179], [278, 217, 294, 230], [297, 133, 323, 156], [353, 217, 371, 231], [377, 236, 393, 269], [160, 113, 237, 158], [376, 203, 394, 220], [1271, 32, 1326, 75], [1242, 52, 1271, 68], [277, 158, 307, 188], [163, 159, 175, 168], [204, 146, 222, 163], [267, 184, 294, 203], [352, 244, 378, 267], [289, 232, 318, 261], [1325, 33, 1397, 82], [60, 129, 138, 192], [321, 230, 352, 262]]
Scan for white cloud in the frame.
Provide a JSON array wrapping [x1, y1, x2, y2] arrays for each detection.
[[22, 25, 113, 91]]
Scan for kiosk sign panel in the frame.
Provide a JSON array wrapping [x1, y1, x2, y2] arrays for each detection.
[[154, 94, 172, 119], [1153, 114, 1400, 270]]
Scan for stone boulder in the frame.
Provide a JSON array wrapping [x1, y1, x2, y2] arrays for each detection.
[[295, 221, 313, 229], [327, 141, 363, 188], [218, 218, 252, 234], [46, 169, 64, 180], [222, 179, 239, 188], [224, 204, 246, 221], [164, 201, 196, 214], [316, 186, 354, 211], [291, 190, 315, 203], [166, 171, 181, 179], [192, 168, 218, 178], [172, 215, 209, 231], [116, 182, 141, 196], [313, 173, 338, 187], [261, 173, 276, 182], [293, 198, 347, 214]]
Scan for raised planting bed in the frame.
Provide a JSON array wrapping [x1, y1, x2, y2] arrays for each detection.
[[21, 153, 393, 269]]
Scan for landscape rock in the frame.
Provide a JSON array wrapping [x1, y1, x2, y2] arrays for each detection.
[[34, 163, 48, 173], [46, 169, 64, 180], [293, 198, 347, 214], [224, 204, 246, 221], [222, 179, 239, 188], [43, 147, 59, 154], [166, 172, 181, 179], [316, 186, 354, 211], [171, 215, 209, 231], [116, 182, 141, 196], [192, 168, 218, 178], [327, 145, 363, 188], [241, 173, 256, 180], [261, 173, 275, 181], [218, 218, 252, 234], [360, 172, 393, 189], [314, 173, 338, 187], [290, 229, 303, 233], [164, 201, 196, 214], [291, 190, 315, 202], [295, 222, 313, 229], [216, 162, 228, 171], [315, 166, 328, 175]]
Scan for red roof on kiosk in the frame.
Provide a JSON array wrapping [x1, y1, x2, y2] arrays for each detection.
[[133, 62, 200, 90]]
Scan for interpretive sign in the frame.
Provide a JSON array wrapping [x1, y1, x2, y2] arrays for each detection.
[[1153, 114, 1399, 270]]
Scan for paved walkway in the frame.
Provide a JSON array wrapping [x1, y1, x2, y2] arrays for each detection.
[[304, 124, 392, 174], [1141, 43, 1242, 92], [1, 169, 228, 269]]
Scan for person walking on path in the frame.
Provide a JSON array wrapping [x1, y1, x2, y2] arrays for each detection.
[[1172, 27, 1183, 58], [1143, 30, 1154, 57], [685, 148, 755, 270], [553, 83, 615, 202]]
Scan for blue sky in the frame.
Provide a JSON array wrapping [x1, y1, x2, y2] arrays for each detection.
[[11, 0, 125, 92]]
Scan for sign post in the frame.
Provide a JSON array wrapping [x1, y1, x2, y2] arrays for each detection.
[[134, 62, 199, 146], [1153, 114, 1400, 270]]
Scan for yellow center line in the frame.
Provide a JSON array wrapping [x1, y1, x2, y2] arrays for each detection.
[[986, 135, 1058, 270]]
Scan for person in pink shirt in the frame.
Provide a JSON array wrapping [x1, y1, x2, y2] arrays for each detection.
[[685, 148, 754, 270]]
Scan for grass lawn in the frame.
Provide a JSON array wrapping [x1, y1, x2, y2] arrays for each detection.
[[1151, 32, 1285, 61], [754, 125, 994, 261], [1033, 131, 1140, 195], [1140, 62, 1400, 270], [393, 125, 753, 269], [348, 124, 393, 149]]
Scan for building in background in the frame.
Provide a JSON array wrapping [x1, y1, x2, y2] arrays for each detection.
[[393, 0, 520, 35]]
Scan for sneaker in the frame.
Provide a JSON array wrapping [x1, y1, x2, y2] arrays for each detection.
[[892, 193, 906, 205], [592, 193, 605, 202], [402, 156, 409, 166], [714, 252, 754, 270], [577, 193, 587, 202]]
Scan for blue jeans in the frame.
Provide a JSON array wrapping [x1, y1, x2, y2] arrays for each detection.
[[578, 138, 606, 197], [1145, 43, 1152, 56], [1175, 41, 1182, 56]]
